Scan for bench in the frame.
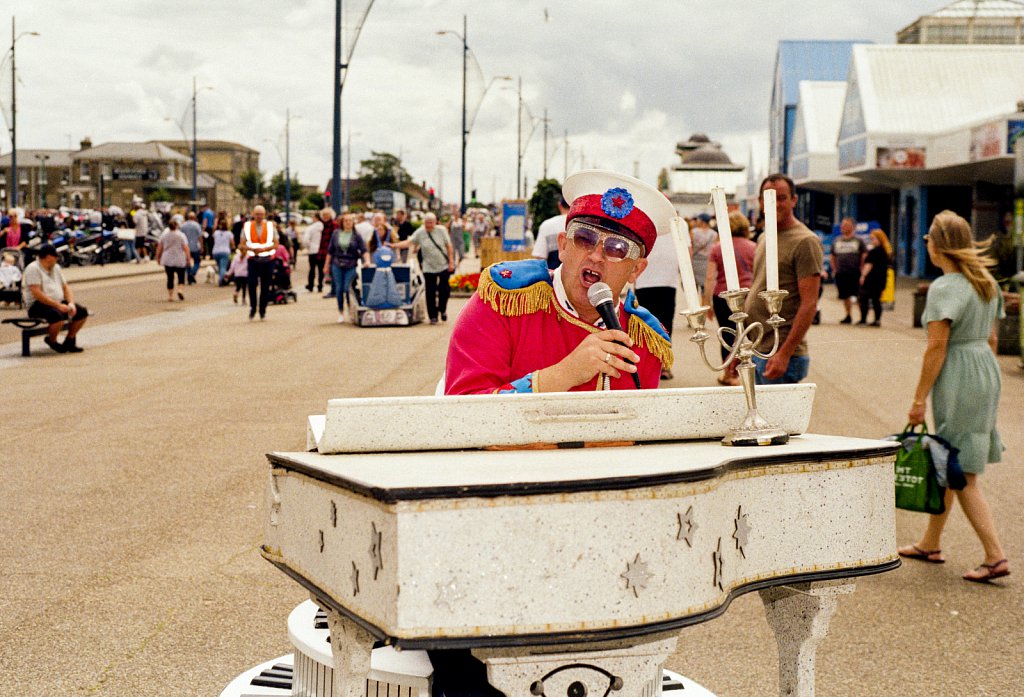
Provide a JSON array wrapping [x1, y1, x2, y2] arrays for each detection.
[[2, 317, 71, 356]]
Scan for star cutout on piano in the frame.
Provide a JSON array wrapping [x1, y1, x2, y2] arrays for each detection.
[[712, 538, 724, 591], [676, 506, 698, 547], [733, 505, 751, 559], [369, 522, 384, 580], [350, 561, 360, 596], [434, 578, 465, 610], [621, 553, 654, 598]]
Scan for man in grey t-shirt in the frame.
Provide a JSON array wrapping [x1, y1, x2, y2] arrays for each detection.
[[181, 211, 204, 284], [392, 213, 454, 324], [22, 244, 90, 353]]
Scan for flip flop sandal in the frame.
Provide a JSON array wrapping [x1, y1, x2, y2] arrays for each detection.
[[963, 559, 1010, 583], [898, 544, 945, 564]]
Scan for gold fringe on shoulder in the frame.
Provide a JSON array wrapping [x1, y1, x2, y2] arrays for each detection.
[[477, 269, 554, 317], [628, 313, 674, 370]]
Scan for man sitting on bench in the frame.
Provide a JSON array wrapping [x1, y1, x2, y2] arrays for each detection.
[[23, 244, 89, 353]]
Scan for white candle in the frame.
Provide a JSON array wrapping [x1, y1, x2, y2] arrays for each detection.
[[672, 216, 701, 311], [763, 188, 779, 291], [711, 187, 740, 291]]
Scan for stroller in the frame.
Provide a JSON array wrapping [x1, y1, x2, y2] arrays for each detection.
[[0, 248, 25, 309], [354, 247, 426, 327], [268, 255, 298, 305]]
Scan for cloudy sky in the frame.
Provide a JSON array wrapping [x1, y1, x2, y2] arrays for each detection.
[[5, 0, 942, 203]]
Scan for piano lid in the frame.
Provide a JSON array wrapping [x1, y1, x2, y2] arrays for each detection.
[[271, 433, 898, 502], [315, 384, 816, 454]]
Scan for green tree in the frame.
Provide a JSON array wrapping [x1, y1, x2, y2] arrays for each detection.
[[300, 191, 325, 211], [528, 178, 562, 235], [349, 151, 413, 204], [237, 169, 265, 206], [148, 187, 173, 203], [267, 170, 301, 204], [657, 167, 670, 192]]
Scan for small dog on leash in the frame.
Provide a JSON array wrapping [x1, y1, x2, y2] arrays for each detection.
[[202, 265, 218, 284]]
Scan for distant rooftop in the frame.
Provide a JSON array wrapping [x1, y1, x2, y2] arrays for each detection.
[[898, 0, 1024, 43], [155, 139, 259, 154], [775, 40, 871, 107], [75, 142, 191, 163], [930, 0, 1024, 17], [0, 149, 75, 168]]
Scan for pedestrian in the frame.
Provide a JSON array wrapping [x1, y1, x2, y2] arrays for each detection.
[[226, 241, 249, 304], [393, 209, 415, 263], [181, 211, 204, 284], [301, 210, 327, 293], [690, 213, 717, 296], [326, 213, 370, 323], [831, 217, 866, 324], [155, 219, 191, 302], [704, 210, 757, 386], [392, 213, 454, 324], [211, 217, 235, 285], [242, 205, 278, 321], [897, 210, 1009, 583], [857, 229, 891, 326], [21, 243, 89, 353], [367, 212, 397, 255], [447, 211, 466, 268], [743, 173, 824, 385], [634, 216, 681, 381]]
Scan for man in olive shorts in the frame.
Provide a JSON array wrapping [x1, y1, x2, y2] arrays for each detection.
[[22, 244, 89, 353]]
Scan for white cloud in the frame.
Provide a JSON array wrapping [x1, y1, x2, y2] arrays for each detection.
[[5, 0, 942, 202]]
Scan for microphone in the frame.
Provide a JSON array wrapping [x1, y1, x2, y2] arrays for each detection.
[[587, 282, 642, 389]]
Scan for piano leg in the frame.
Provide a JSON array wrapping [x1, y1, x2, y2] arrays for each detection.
[[759, 580, 855, 697], [474, 635, 678, 697], [323, 602, 376, 697]]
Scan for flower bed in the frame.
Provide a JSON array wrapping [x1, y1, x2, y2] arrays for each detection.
[[449, 272, 481, 296]]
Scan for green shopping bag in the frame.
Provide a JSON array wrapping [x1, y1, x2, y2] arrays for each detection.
[[893, 423, 946, 514]]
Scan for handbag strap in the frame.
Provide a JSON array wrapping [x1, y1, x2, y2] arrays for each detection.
[[900, 422, 928, 441]]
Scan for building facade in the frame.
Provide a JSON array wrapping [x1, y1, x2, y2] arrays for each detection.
[[665, 134, 746, 218], [157, 140, 260, 215]]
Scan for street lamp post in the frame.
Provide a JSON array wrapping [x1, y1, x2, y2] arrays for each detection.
[[7, 18, 40, 210], [33, 152, 49, 208], [437, 16, 468, 214]]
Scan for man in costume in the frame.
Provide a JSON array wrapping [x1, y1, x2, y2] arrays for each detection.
[[445, 169, 675, 395]]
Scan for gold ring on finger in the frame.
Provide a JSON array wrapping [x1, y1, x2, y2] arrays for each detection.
[[604, 352, 611, 364]]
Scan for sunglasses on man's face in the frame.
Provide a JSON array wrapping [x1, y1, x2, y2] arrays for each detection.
[[566, 222, 642, 262]]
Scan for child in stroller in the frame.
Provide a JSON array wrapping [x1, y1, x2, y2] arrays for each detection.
[[0, 251, 24, 308], [268, 242, 297, 305]]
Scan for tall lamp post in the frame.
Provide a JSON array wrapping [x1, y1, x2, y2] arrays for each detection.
[[6, 18, 40, 209], [437, 16, 468, 214], [266, 111, 300, 224]]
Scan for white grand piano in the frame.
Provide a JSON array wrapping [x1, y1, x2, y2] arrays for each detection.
[[237, 385, 899, 697]]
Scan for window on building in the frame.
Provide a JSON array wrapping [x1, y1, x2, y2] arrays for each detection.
[[80, 163, 91, 181], [168, 163, 176, 181], [972, 23, 1018, 44], [926, 23, 969, 44]]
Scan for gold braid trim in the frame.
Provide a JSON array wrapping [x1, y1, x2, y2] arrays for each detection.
[[477, 269, 554, 317], [629, 313, 674, 370]]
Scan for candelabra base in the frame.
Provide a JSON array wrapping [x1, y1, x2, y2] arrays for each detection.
[[722, 427, 790, 447]]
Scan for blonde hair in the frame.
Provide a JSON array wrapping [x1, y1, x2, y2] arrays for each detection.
[[727, 211, 752, 239], [320, 207, 336, 222], [871, 229, 892, 256], [2, 253, 14, 264], [928, 210, 997, 302]]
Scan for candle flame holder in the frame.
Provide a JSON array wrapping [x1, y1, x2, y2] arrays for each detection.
[[682, 288, 790, 446]]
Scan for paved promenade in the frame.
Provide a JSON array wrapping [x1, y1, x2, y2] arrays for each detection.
[[1, 259, 1020, 696]]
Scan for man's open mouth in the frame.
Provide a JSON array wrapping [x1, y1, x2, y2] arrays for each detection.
[[581, 268, 602, 286]]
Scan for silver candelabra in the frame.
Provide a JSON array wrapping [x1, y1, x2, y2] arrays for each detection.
[[683, 288, 790, 446]]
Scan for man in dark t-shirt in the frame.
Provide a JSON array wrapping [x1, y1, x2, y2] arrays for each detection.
[[830, 217, 866, 324], [393, 209, 415, 262]]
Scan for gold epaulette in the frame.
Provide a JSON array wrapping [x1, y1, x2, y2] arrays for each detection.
[[477, 266, 554, 317], [628, 313, 674, 369]]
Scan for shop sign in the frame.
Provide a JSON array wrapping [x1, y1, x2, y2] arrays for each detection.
[[970, 121, 1005, 161], [876, 146, 926, 169], [501, 200, 528, 252], [1008, 120, 1024, 155], [111, 168, 160, 181]]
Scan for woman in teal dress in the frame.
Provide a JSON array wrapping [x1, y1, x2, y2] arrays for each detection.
[[897, 210, 1009, 583]]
